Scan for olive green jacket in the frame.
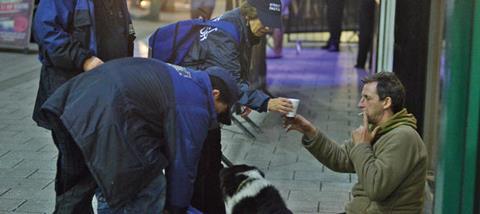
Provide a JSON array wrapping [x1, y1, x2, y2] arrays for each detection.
[[303, 109, 427, 213]]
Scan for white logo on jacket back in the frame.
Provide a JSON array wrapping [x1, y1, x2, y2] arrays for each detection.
[[199, 16, 222, 42], [199, 27, 218, 41]]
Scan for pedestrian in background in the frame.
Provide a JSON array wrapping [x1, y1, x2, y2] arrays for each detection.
[[322, 0, 345, 52], [32, 0, 134, 211], [355, 0, 375, 69], [284, 72, 427, 213], [267, 0, 291, 59]]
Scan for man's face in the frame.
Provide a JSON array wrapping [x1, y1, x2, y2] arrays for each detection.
[[212, 89, 229, 113], [358, 82, 386, 126], [248, 18, 271, 37]]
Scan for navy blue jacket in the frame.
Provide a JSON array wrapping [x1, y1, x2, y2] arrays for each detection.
[[181, 9, 270, 111], [41, 58, 216, 210], [33, 0, 134, 128]]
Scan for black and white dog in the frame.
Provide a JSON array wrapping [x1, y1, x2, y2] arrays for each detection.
[[219, 164, 292, 214]]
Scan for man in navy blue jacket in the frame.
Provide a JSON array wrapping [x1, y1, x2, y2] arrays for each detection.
[[40, 58, 240, 213], [32, 0, 135, 129]]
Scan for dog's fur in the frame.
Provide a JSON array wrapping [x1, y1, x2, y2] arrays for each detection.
[[219, 164, 292, 214]]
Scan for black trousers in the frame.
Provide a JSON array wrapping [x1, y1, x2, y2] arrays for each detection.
[[326, 0, 345, 45], [191, 128, 225, 214], [49, 115, 97, 214], [356, 0, 375, 68]]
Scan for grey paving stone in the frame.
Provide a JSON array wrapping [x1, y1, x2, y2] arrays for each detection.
[[285, 200, 318, 213], [0, 198, 25, 211], [269, 161, 322, 172], [0, 169, 36, 179], [319, 201, 346, 213], [270, 179, 320, 191], [0, 187, 10, 196], [0, 179, 18, 189], [0, 151, 56, 162], [297, 153, 324, 165], [296, 170, 350, 183], [249, 140, 278, 151], [221, 143, 250, 163], [289, 190, 350, 203], [14, 159, 56, 171], [321, 182, 354, 192], [264, 170, 294, 180], [26, 170, 56, 180], [15, 199, 54, 213], [349, 173, 358, 183], [0, 135, 31, 145], [0, 131, 21, 138], [0, 157, 24, 168]]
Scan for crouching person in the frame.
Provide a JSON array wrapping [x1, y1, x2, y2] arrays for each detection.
[[284, 72, 427, 213], [39, 58, 239, 213]]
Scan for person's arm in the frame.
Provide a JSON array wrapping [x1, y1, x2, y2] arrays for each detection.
[[34, 0, 94, 71], [303, 131, 356, 173], [284, 115, 355, 172], [349, 127, 422, 201]]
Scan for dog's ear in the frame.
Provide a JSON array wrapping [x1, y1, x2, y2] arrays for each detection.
[[221, 173, 249, 198]]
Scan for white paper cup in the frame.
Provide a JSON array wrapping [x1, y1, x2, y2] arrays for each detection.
[[286, 98, 300, 117]]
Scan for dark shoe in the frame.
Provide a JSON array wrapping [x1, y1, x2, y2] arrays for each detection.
[[266, 54, 282, 59], [322, 43, 339, 52]]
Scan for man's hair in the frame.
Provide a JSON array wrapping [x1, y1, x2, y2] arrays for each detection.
[[239, 1, 258, 20], [209, 75, 232, 105], [362, 72, 406, 113]]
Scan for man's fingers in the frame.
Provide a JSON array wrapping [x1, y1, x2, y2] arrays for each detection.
[[371, 126, 380, 137]]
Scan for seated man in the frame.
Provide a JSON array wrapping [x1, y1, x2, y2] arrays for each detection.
[[284, 72, 427, 213], [40, 57, 239, 213]]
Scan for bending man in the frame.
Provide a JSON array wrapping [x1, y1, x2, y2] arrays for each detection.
[[40, 58, 239, 213]]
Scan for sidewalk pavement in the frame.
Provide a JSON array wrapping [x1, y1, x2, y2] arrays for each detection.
[[0, 1, 365, 213]]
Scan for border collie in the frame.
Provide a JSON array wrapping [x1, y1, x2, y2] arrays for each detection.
[[219, 164, 292, 214]]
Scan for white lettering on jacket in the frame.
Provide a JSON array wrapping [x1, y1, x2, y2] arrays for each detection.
[[269, 3, 281, 12], [199, 27, 218, 42], [199, 16, 223, 42]]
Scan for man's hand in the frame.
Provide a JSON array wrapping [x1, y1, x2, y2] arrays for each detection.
[[268, 97, 294, 114], [283, 114, 317, 139], [352, 112, 379, 145], [83, 56, 104, 72]]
